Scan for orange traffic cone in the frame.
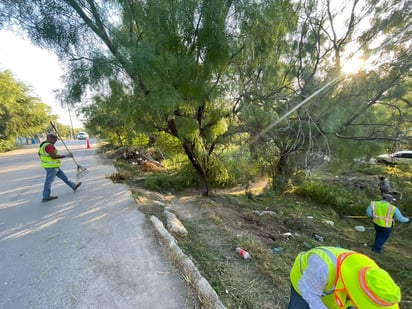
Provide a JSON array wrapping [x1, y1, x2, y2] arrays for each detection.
[[86, 138, 91, 149]]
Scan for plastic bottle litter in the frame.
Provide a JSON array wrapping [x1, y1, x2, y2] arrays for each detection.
[[236, 247, 251, 259], [354, 226, 366, 232]]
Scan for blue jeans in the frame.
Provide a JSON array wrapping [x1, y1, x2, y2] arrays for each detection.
[[43, 167, 76, 199], [373, 224, 392, 252]]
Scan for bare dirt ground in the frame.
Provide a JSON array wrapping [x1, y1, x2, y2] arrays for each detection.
[[126, 175, 412, 309], [101, 145, 411, 308]]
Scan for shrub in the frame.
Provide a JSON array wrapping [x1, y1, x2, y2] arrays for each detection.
[[139, 162, 199, 193], [291, 180, 370, 216], [0, 140, 17, 152], [206, 148, 259, 188]]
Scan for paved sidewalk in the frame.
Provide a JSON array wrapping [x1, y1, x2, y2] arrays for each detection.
[[0, 143, 197, 308]]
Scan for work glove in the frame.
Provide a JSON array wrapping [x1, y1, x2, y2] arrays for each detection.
[[66, 152, 74, 158]]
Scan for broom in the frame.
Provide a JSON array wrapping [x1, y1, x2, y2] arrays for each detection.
[[50, 121, 88, 177]]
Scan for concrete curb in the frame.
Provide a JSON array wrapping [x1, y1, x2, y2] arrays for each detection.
[[150, 216, 227, 309]]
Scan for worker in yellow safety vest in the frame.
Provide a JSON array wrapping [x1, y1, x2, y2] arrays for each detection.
[[38, 133, 81, 202], [366, 194, 409, 253], [287, 246, 401, 309]]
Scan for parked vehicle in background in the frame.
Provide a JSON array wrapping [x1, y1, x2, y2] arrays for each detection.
[[76, 132, 89, 140], [376, 150, 412, 166]]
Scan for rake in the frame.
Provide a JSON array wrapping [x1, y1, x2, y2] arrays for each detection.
[[342, 216, 369, 219], [50, 121, 88, 177]]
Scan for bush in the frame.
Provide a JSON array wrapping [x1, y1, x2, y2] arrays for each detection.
[[291, 180, 370, 216], [139, 162, 199, 193], [206, 148, 259, 188], [0, 140, 17, 152]]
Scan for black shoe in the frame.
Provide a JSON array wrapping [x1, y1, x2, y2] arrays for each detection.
[[42, 196, 58, 202], [73, 182, 82, 191]]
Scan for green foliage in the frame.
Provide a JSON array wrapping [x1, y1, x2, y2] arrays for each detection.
[[242, 0, 412, 188], [0, 70, 52, 151], [0, 139, 16, 152], [330, 139, 383, 164], [384, 165, 412, 213], [153, 131, 183, 158], [136, 143, 259, 192], [290, 180, 370, 216], [131, 133, 150, 148], [4, 0, 410, 193], [80, 93, 135, 146], [139, 163, 199, 193], [350, 163, 388, 175], [110, 149, 412, 308], [1, 0, 299, 194], [206, 147, 258, 188]]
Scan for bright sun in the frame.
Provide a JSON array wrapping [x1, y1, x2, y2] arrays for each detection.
[[342, 56, 365, 74]]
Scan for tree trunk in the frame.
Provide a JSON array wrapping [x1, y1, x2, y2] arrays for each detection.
[[276, 154, 289, 176], [271, 153, 290, 192], [166, 119, 209, 196], [182, 141, 209, 196]]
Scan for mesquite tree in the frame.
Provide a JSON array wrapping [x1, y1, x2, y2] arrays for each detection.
[[0, 70, 52, 151], [240, 0, 412, 189], [1, 0, 409, 193], [0, 0, 297, 195]]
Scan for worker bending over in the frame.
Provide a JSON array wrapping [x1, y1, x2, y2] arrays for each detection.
[[287, 246, 401, 309]]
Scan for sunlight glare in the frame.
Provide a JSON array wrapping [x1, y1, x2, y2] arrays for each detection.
[[342, 56, 365, 74]]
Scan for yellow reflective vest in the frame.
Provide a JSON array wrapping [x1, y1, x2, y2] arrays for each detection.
[[372, 201, 395, 227], [290, 247, 355, 309], [39, 142, 61, 168]]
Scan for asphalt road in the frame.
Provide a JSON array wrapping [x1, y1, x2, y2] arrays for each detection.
[[0, 140, 196, 309]]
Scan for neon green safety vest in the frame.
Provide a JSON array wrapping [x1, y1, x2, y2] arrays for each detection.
[[290, 247, 355, 309], [372, 201, 395, 227], [39, 142, 61, 168]]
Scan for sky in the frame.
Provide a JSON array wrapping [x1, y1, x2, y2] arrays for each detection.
[[0, 29, 83, 128]]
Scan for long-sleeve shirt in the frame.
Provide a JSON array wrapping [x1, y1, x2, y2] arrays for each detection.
[[297, 254, 329, 309], [366, 201, 410, 223], [298, 254, 358, 309]]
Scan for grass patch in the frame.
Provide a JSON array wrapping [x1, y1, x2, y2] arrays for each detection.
[[103, 145, 412, 308], [289, 179, 370, 216]]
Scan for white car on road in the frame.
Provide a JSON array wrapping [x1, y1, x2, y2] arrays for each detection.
[[76, 132, 89, 140], [376, 150, 412, 166]]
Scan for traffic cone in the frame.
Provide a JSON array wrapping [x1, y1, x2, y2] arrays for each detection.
[[86, 138, 91, 149]]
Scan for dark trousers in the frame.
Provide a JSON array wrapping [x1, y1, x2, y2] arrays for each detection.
[[373, 224, 392, 253], [287, 285, 309, 309], [287, 284, 356, 309]]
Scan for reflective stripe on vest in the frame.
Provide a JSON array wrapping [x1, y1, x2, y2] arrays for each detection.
[[337, 253, 398, 308], [39, 142, 61, 168], [358, 267, 397, 306], [372, 201, 395, 227], [333, 252, 356, 307], [290, 246, 351, 308]]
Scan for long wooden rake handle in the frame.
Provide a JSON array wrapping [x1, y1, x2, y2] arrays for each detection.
[[50, 121, 81, 168], [342, 216, 370, 219]]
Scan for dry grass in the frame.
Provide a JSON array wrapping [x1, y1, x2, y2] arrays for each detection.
[[104, 147, 412, 309], [130, 182, 412, 309]]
